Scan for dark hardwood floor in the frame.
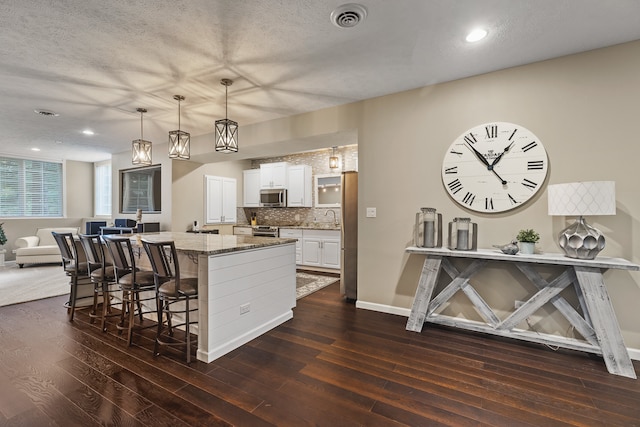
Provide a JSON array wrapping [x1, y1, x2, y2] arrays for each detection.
[[1, 282, 639, 426]]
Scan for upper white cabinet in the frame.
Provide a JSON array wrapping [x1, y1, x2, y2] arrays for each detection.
[[260, 162, 288, 189], [314, 174, 342, 207], [205, 175, 237, 224], [287, 165, 312, 207], [243, 169, 261, 207]]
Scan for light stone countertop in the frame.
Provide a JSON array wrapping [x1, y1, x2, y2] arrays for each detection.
[[235, 223, 341, 231], [278, 224, 341, 231], [127, 231, 296, 256]]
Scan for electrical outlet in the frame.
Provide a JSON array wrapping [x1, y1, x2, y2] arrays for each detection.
[[240, 303, 250, 315], [514, 300, 524, 310], [366, 207, 377, 218]]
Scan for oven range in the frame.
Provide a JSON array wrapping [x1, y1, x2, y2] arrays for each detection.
[[251, 225, 279, 237]]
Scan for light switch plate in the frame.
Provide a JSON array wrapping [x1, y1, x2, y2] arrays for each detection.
[[366, 207, 377, 218]]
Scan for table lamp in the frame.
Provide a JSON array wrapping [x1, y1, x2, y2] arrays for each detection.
[[547, 181, 616, 260]]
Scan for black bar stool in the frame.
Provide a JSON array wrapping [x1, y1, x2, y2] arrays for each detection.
[[142, 239, 198, 364], [52, 231, 91, 321], [79, 234, 118, 332], [102, 235, 156, 346]]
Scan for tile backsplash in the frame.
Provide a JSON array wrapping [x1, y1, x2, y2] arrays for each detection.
[[238, 145, 357, 226]]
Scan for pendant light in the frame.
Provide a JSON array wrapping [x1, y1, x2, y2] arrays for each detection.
[[329, 146, 339, 169], [132, 108, 152, 165], [214, 78, 238, 153], [168, 95, 190, 160]]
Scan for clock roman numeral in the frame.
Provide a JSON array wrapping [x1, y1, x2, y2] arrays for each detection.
[[485, 197, 494, 210], [447, 179, 463, 194], [508, 193, 518, 204], [450, 149, 463, 156], [522, 141, 538, 152], [527, 160, 544, 170], [462, 192, 475, 206], [508, 128, 518, 140], [463, 133, 477, 145], [522, 178, 537, 190], [485, 125, 497, 139], [444, 166, 458, 174]]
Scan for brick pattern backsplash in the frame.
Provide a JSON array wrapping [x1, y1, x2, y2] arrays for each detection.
[[238, 145, 357, 226]]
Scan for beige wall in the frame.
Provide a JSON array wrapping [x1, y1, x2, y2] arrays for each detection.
[[171, 158, 250, 232], [110, 142, 173, 230], [2, 160, 94, 260], [185, 41, 640, 349]]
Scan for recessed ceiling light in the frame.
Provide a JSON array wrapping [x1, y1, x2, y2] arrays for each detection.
[[82, 129, 95, 135], [31, 147, 41, 152], [466, 28, 488, 43]]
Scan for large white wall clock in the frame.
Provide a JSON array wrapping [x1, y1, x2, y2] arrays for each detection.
[[441, 122, 548, 213]]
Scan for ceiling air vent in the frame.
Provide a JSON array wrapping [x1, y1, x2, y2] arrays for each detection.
[[34, 109, 59, 117], [331, 3, 367, 28]]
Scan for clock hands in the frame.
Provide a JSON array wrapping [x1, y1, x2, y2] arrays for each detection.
[[465, 143, 507, 185], [465, 142, 491, 166], [490, 141, 515, 167]]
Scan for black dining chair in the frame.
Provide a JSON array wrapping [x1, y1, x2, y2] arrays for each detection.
[[52, 231, 91, 321], [102, 235, 157, 346], [142, 239, 198, 364], [79, 234, 118, 332]]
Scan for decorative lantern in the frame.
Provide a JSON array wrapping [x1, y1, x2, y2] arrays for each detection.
[[448, 217, 478, 251], [414, 207, 442, 248]]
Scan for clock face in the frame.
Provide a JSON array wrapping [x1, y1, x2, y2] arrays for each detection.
[[441, 122, 548, 213]]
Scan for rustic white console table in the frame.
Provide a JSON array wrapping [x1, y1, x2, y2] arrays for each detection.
[[405, 247, 639, 379]]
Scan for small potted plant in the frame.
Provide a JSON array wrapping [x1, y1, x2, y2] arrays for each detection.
[[0, 222, 7, 267], [516, 228, 540, 255]]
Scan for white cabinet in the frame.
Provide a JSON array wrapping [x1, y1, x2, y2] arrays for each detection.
[[243, 169, 261, 207], [314, 174, 342, 208], [205, 175, 237, 224], [279, 228, 303, 264], [260, 162, 288, 188], [287, 165, 312, 207], [301, 229, 340, 269]]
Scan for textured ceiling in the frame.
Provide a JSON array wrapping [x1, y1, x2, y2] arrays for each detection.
[[1, 0, 640, 162]]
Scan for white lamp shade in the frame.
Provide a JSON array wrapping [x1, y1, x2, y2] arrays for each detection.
[[547, 181, 616, 216]]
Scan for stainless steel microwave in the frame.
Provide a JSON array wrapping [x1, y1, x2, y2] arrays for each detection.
[[260, 188, 287, 207]]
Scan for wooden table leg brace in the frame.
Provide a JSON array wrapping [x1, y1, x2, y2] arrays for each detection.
[[406, 254, 636, 379]]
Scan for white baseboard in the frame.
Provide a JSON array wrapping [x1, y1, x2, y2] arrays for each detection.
[[355, 300, 411, 317], [355, 300, 640, 362]]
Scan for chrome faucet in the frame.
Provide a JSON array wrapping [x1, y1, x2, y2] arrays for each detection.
[[325, 209, 339, 226]]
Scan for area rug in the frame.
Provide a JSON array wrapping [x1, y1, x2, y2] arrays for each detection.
[[0, 263, 70, 307], [296, 272, 339, 300]]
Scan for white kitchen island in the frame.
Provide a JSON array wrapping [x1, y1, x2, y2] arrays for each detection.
[[133, 232, 297, 363]]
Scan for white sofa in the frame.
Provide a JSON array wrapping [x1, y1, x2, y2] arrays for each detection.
[[14, 227, 80, 268]]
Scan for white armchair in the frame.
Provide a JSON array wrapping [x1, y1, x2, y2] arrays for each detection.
[[14, 227, 80, 268]]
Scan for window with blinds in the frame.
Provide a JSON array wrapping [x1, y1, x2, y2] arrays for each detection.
[[0, 156, 63, 217], [94, 161, 112, 216]]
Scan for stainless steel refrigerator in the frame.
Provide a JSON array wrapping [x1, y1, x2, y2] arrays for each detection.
[[340, 171, 358, 301]]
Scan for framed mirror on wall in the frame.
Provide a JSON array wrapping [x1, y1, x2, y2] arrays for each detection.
[[314, 174, 341, 207]]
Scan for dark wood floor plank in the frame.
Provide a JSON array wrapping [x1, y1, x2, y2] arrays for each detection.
[[1, 283, 639, 426]]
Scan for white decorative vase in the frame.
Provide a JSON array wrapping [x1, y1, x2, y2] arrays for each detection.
[[519, 242, 535, 255]]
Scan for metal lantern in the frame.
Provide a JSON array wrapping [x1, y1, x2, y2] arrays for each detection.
[[447, 217, 478, 251], [414, 207, 442, 248]]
